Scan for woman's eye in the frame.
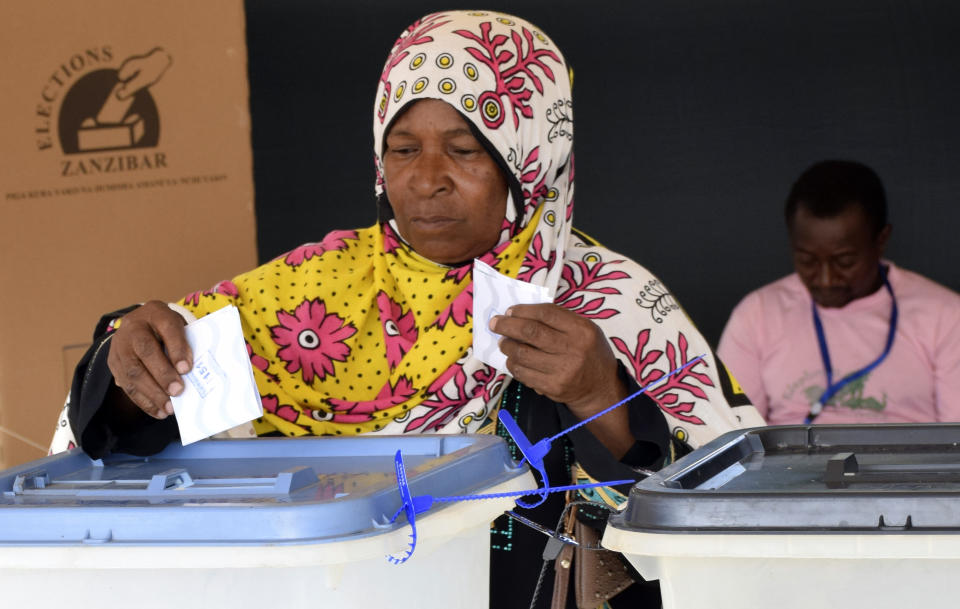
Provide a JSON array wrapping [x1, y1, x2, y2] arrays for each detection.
[[452, 147, 480, 156]]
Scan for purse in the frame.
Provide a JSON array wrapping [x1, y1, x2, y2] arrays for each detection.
[[551, 505, 634, 609]]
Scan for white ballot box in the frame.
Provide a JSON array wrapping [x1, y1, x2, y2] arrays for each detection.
[[604, 424, 960, 609], [0, 435, 533, 608]]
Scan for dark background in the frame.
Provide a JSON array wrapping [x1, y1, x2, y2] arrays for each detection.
[[244, 0, 960, 346]]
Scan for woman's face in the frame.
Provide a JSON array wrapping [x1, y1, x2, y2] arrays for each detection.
[[383, 99, 508, 265]]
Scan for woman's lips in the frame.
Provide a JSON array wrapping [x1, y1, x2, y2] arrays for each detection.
[[412, 216, 458, 230]]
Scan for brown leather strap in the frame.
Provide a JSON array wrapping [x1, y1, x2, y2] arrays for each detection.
[[551, 503, 579, 609], [572, 520, 634, 609], [551, 541, 575, 609]]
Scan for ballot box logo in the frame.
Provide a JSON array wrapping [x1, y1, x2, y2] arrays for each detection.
[[34, 46, 172, 175], [57, 48, 170, 154]]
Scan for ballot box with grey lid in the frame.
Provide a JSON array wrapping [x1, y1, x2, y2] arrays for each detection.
[[0, 434, 533, 609], [603, 424, 960, 609]]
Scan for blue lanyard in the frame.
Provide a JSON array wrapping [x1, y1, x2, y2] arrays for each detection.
[[805, 267, 897, 424]]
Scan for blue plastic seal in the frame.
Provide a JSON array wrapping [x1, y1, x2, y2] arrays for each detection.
[[387, 449, 435, 564], [495, 355, 705, 507], [388, 450, 631, 564], [497, 410, 553, 508], [386, 357, 707, 563]]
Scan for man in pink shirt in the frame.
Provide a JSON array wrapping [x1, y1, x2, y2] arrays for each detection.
[[718, 160, 960, 425]]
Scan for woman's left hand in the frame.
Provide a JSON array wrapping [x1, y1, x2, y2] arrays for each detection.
[[490, 303, 634, 456]]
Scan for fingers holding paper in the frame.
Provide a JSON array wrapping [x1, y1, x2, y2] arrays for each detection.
[[490, 304, 627, 420], [106, 301, 192, 419]]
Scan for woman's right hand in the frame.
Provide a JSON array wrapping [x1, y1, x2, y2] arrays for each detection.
[[106, 300, 192, 419]]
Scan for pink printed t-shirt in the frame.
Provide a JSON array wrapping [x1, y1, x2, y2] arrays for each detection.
[[718, 262, 960, 425]]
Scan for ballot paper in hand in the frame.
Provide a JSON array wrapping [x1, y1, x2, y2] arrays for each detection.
[[171, 305, 263, 445], [472, 259, 552, 371]]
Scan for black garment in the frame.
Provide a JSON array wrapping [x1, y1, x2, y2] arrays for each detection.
[[68, 306, 670, 609], [67, 306, 180, 459]]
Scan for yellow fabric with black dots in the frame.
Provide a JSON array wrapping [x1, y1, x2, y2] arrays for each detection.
[[179, 208, 541, 437]]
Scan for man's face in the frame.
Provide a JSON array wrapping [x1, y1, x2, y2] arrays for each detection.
[[788, 203, 891, 308]]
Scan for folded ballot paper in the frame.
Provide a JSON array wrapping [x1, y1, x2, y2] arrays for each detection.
[[472, 259, 552, 372], [171, 305, 263, 445]]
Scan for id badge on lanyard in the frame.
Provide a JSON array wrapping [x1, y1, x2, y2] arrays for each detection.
[[805, 267, 898, 424]]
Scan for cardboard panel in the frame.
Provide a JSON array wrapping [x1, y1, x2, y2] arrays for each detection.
[[0, 433, 47, 473], [0, 0, 258, 468], [62, 344, 90, 397]]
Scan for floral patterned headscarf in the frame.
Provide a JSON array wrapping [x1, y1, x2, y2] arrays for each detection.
[[373, 11, 574, 294], [168, 10, 761, 450]]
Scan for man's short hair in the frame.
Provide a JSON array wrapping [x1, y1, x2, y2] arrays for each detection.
[[785, 160, 888, 235]]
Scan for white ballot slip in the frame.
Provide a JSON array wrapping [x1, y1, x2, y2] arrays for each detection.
[[472, 259, 552, 372], [171, 305, 263, 445]]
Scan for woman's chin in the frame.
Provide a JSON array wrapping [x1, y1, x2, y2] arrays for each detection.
[[407, 234, 495, 266], [422, 251, 478, 265]]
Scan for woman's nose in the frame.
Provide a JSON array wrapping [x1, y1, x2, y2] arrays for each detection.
[[410, 151, 452, 196]]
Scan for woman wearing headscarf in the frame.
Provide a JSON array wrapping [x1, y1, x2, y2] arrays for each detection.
[[57, 10, 763, 608]]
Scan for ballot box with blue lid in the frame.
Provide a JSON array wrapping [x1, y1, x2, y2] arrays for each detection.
[[0, 434, 534, 609], [602, 424, 960, 609]]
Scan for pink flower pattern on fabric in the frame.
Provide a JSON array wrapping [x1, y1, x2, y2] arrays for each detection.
[[183, 280, 239, 307], [556, 259, 629, 320], [246, 341, 270, 373], [377, 291, 419, 369], [430, 283, 473, 330], [472, 366, 501, 401], [283, 230, 358, 267], [611, 330, 713, 425], [517, 146, 550, 207], [328, 376, 418, 424], [565, 153, 575, 221], [211, 280, 239, 298], [246, 341, 279, 383], [382, 222, 401, 254], [454, 22, 561, 129], [518, 233, 555, 282], [405, 364, 470, 432], [270, 299, 357, 384], [261, 394, 300, 424]]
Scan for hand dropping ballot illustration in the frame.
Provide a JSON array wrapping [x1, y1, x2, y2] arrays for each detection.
[[76, 48, 171, 152]]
